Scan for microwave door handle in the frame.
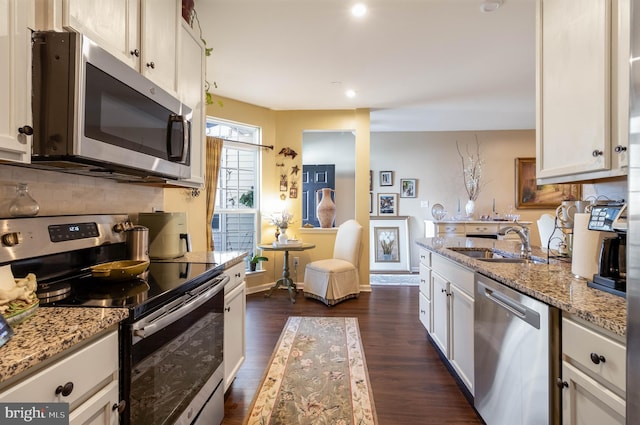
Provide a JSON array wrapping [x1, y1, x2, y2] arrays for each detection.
[[167, 114, 188, 163]]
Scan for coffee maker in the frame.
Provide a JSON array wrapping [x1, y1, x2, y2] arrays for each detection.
[[587, 203, 627, 297]]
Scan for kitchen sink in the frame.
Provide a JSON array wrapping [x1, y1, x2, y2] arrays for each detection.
[[449, 248, 547, 264], [477, 257, 547, 265]]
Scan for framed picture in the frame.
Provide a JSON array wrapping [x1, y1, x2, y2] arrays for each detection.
[[377, 193, 398, 216], [369, 217, 410, 272], [400, 178, 417, 198], [515, 158, 582, 209], [289, 186, 298, 199], [279, 177, 288, 192], [380, 171, 393, 186], [369, 192, 374, 215]]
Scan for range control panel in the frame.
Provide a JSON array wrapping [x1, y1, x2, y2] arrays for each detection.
[[588, 204, 627, 232]]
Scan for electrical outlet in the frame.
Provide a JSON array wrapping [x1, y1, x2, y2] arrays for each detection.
[[293, 257, 300, 267]]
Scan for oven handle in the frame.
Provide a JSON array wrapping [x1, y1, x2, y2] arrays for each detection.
[[132, 274, 229, 344]]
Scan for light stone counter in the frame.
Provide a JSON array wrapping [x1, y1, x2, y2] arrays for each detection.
[[152, 250, 248, 269], [0, 307, 128, 385], [416, 237, 627, 337]]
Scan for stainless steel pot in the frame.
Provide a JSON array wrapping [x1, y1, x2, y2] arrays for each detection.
[[127, 226, 149, 261]]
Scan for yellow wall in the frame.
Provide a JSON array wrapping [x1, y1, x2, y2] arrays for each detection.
[[164, 97, 371, 289]]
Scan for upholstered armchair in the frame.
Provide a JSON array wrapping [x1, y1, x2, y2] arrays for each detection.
[[303, 219, 363, 306]]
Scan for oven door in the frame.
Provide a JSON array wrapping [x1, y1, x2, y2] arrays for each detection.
[[123, 274, 227, 425]]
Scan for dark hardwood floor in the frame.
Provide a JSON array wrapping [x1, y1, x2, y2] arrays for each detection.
[[222, 286, 483, 424]]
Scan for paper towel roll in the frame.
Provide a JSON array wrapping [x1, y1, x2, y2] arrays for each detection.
[[571, 213, 608, 280]]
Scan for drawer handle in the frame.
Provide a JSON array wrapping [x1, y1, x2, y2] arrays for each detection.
[[420, 279, 426, 283], [113, 400, 127, 413], [590, 352, 606, 365], [225, 306, 231, 312], [556, 378, 568, 389], [420, 309, 426, 314], [236, 272, 241, 278], [55, 382, 74, 397]]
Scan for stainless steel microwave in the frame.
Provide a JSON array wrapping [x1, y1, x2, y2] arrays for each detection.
[[31, 31, 191, 181]]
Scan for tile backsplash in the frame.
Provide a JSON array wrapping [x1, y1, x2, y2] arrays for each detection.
[[0, 165, 163, 217]]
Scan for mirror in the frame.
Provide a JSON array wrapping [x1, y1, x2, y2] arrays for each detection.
[[302, 130, 356, 227]]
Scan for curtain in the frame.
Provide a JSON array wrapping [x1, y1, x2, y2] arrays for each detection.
[[205, 136, 224, 251]]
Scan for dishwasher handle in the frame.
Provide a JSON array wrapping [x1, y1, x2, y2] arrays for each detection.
[[479, 281, 540, 329]]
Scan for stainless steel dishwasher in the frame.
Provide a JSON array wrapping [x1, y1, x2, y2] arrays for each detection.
[[474, 273, 561, 425]]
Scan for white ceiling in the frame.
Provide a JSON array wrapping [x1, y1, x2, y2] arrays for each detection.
[[197, 0, 536, 132]]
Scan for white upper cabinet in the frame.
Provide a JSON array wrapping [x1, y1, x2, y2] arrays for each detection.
[[62, 0, 140, 69], [140, 0, 179, 95], [178, 21, 205, 186], [536, 0, 629, 183], [0, 0, 34, 164], [37, 0, 179, 96]]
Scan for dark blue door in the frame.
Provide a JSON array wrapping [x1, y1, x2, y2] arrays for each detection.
[[302, 164, 335, 227]]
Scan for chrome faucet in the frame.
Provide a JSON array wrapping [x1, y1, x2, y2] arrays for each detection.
[[499, 224, 531, 259]]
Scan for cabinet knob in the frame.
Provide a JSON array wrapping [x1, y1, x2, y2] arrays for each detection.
[[235, 272, 241, 278], [55, 382, 74, 397], [441, 288, 446, 293], [112, 400, 127, 413], [614, 145, 627, 153], [130, 49, 140, 57], [225, 306, 231, 312], [146, 61, 155, 69], [592, 149, 604, 157], [590, 352, 606, 364], [556, 378, 568, 389], [18, 125, 33, 135]]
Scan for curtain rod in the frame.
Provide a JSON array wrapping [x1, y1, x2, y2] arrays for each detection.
[[219, 138, 274, 150]]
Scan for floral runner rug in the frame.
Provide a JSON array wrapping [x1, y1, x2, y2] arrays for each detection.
[[244, 316, 378, 425]]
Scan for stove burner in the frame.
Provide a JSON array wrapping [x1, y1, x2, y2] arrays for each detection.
[[37, 282, 72, 304]]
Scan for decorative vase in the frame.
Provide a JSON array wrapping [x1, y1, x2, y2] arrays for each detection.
[[465, 199, 475, 219], [278, 227, 289, 244], [316, 188, 336, 228], [9, 183, 39, 217]]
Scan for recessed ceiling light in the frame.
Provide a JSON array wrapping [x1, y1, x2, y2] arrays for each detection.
[[480, 0, 503, 13], [351, 3, 367, 17], [345, 89, 357, 98]]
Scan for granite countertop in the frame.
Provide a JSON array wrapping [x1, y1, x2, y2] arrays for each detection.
[[416, 237, 627, 337], [0, 307, 129, 386], [152, 250, 248, 269]]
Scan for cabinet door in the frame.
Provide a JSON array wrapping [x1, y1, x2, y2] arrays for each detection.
[[64, 0, 140, 68], [140, 0, 179, 95], [178, 21, 205, 186], [431, 272, 449, 357], [0, 0, 33, 164], [561, 362, 625, 425], [449, 283, 475, 395], [224, 281, 246, 392], [537, 0, 611, 179], [418, 291, 431, 332], [68, 381, 119, 425]]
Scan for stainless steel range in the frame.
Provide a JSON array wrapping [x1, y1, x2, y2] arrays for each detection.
[[0, 214, 227, 425]]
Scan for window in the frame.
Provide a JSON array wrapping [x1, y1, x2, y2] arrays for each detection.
[[206, 119, 260, 265]]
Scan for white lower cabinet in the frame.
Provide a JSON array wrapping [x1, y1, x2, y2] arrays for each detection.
[[560, 314, 626, 425], [224, 262, 246, 392], [418, 249, 432, 331], [0, 330, 120, 425], [428, 253, 475, 395], [561, 362, 625, 425]]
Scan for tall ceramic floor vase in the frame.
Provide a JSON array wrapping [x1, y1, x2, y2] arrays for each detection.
[[316, 188, 336, 228]]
